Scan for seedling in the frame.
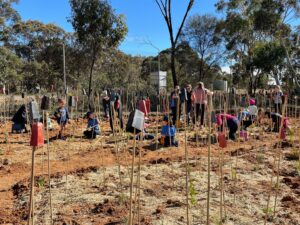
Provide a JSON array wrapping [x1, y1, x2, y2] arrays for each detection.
[[262, 207, 274, 217], [231, 168, 237, 180], [294, 162, 300, 171], [288, 150, 299, 161], [4, 132, 8, 143], [256, 154, 265, 164], [0, 148, 3, 155], [37, 177, 45, 190], [117, 193, 128, 205], [189, 178, 197, 206]]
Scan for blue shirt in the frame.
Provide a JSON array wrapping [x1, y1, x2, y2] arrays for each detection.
[[237, 110, 249, 122], [55, 107, 69, 124], [161, 125, 176, 137], [87, 118, 100, 134]]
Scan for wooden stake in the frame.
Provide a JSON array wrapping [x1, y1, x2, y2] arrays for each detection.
[[184, 101, 190, 225], [273, 96, 288, 217], [206, 94, 212, 225], [28, 147, 36, 225], [45, 112, 53, 224], [128, 129, 136, 225]]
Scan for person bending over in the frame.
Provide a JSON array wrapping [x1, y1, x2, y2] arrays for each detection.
[[215, 113, 239, 141], [258, 109, 289, 133]]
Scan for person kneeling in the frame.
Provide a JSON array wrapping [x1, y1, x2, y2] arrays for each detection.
[[84, 112, 100, 139], [160, 116, 178, 147]]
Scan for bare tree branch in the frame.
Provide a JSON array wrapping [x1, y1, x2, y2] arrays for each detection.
[[174, 0, 194, 44]]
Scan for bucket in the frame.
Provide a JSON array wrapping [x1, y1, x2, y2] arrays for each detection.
[[280, 128, 286, 140], [218, 133, 227, 148], [30, 122, 44, 147], [240, 130, 248, 141]]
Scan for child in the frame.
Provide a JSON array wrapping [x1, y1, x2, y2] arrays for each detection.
[[215, 113, 239, 141], [54, 98, 69, 140], [161, 115, 178, 147], [84, 112, 100, 139], [11, 105, 28, 133]]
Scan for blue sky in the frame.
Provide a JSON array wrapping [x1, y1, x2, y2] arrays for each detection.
[[14, 0, 220, 56]]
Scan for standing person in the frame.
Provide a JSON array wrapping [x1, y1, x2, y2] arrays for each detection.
[[54, 98, 69, 140], [193, 82, 208, 128], [273, 85, 283, 113], [215, 113, 239, 140], [185, 84, 193, 124], [109, 90, 124, 133], [102, 90, 110, 120], [84, 111, 100, 139], [170, 85, 181, 126]]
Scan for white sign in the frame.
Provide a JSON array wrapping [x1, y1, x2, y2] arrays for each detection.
[[132, 109, 145, 131]]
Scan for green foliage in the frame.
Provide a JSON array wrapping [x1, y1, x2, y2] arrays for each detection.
[[231, 168, 237, 180], [252, 41, 286, 72], [0, 46, 22, 85], [189, 178, 197, 206], [294, 161, 300, 171], [183, 14, 223, 80], [256, 154, 265, 164], [37, 177, 45, 189], [69, 0, 128, 100], [262, 207, 273, 215]]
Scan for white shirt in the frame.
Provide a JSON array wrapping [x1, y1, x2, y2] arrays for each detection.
[[248, 105, 258, 116]]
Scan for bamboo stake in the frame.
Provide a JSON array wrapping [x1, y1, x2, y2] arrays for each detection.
[[263, 156, 276, 225], [28, 147, 36, 225], [155, 105, 159, 151], [45, 112, 53, 224], [137, 125, 144, 225], [206, 94, 212, 225], [272, 96, 288, 217], [128, 129, 136, 225], [183, 101, 190, 225]]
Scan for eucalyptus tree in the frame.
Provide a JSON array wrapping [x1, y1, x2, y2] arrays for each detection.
[[69, 0, 128, 107]]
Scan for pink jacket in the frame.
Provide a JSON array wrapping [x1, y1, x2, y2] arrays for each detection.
[[193, 88, 208, 104], [216, 114, 237, 126]]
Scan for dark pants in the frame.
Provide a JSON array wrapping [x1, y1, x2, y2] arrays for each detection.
[[243, 120, 253, 129], [109, 107, 123, 132], [194, 103, 205, 126], [164, 136, 178, 147], [171, 107, 176, 125], [84, 130, 98, 139], [274, 103, 282, 114], [272, 117, 281, 132], [103, 103, 110, 118], [186, 102, 192, 124], [227, 119, 238, 140]]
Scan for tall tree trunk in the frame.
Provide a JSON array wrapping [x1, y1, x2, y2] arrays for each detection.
[[199, 56, 204, 81], [248, 72, 253, 96], [171, 45, 178, 87]]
